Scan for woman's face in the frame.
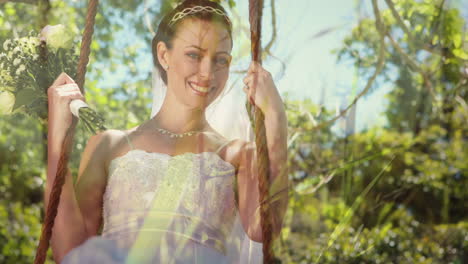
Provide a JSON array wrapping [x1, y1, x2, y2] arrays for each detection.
[[160, 18, 232, 109]]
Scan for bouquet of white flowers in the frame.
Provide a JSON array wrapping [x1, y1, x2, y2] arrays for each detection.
[[0, 24, 106, 133]]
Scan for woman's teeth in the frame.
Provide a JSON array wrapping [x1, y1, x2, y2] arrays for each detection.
[[190, 83, 211, 93]]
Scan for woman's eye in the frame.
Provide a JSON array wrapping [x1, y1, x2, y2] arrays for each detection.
[[215, 57, 230, 66], [187, 53, 200, 60]]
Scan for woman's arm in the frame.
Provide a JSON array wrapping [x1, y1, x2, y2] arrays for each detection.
[[46, 130, 108, 263], [237, 62, 289, 242], [46, 72, 108, 262], [263, 103, 289, 235], [236, 109, 289, 243]]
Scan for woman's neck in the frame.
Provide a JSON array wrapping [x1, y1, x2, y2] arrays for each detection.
[[148, 95, 209, 133]]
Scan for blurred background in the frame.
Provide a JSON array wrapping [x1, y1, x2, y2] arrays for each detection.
[[0, 0, 467, 263]]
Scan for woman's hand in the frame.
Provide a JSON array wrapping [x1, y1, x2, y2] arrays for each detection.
[[242, 61, 284, 116], [47, 72, 85, 135]]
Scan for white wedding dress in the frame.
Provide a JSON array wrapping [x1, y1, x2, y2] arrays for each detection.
[[61, 132, 258, 264], [63, 64, 264, 263]]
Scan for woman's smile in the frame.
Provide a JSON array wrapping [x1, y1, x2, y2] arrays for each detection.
[[188, 81, 214, 96]]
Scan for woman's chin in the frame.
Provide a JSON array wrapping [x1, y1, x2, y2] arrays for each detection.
[[184, 96, 213, 110]]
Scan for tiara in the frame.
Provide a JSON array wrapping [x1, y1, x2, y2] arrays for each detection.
[[168, 6, 232, 27]]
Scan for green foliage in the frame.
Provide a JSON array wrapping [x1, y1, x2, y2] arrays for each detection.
[[0, 0, 157, 260], [278, 0, 467, 262], [280, 102, 467, 262], [281, 198, 467, 264], [321, 208, 467, 263], [0, 113, 44, 263], [0, 202, 42, 264]]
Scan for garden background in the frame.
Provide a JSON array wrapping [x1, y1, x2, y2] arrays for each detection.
[[0, 0, 467, 263]]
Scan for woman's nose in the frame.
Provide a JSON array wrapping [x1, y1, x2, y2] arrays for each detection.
[[198, 57, 214, 81]]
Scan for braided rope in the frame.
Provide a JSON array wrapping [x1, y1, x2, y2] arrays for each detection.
[[34, 1, 99, 263], [247, 0, 275, 263], [76, 0, 99, 92]]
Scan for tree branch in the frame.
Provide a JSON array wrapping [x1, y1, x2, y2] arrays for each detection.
[[384, 0, 444, 56], [263, 0, 277, 54], [386, 31, 434, 96], [384, 0, 413, 43], [303, 0, 387, 132]]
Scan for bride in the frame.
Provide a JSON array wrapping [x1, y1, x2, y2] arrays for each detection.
[[45, 0, 288, 263]]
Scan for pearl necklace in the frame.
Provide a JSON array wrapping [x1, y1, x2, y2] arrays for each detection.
[[155, 127, 202, 138]]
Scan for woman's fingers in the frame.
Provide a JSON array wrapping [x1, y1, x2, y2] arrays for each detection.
[[57, 83, 80, 92], [58, 85, 81, 93], [242, 80, 256, 106], [49, 83, 80, 96], [47, 73, 84, 134], [243, 62, 278, 112], [243, 65, 260, 105], [243, 75, 251, 85], [247, 61, 261, 74], [51, 72, 76, 87], [242, 76, 252, 94], [57, 91, 84, 100], [48, 73, 78, 96], [242, 84, 249, 94], [49, 82, 84, 106], [243, 88, 254, 105], [244, 62, 267, 86]]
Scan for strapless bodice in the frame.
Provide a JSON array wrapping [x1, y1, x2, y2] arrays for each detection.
[[101, 149, 238, 256]]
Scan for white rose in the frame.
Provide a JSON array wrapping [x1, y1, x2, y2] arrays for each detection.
[[15, 65, 26, 76], [18, 37, 41, 52], [40, 24, 74, 51], [13, 58, 21, 66], [2, 39, 11, 51], [0, 91, 15, 114]]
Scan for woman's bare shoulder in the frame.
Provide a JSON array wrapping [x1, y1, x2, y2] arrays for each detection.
[[86, 129, 127, 152], [82, 128, 135, 172], [226, 139, 253, 167], [203, 129, 250, 169], [96, 128, 130, 146]]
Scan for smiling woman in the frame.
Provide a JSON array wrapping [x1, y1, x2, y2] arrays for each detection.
[[155, 17, 232, 107], [45, 0, 288, 263]]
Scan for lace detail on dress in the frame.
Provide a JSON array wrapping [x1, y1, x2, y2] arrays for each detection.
[[101, 149, 237, 255]]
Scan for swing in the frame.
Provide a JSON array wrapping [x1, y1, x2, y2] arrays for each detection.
[[34, 0, 275, 263]]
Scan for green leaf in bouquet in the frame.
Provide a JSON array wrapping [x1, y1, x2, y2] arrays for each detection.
[[0, 70, 14, 86], [0, 91, 15, 114], [3, 86, 15, 92], [0, 81, 13, 95], [12, 89, 36, 111], [26, 97, 48, 120], [78, 107, 107, 134]]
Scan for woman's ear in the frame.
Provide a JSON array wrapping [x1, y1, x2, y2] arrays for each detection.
[[157, 41, 170, 70]]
